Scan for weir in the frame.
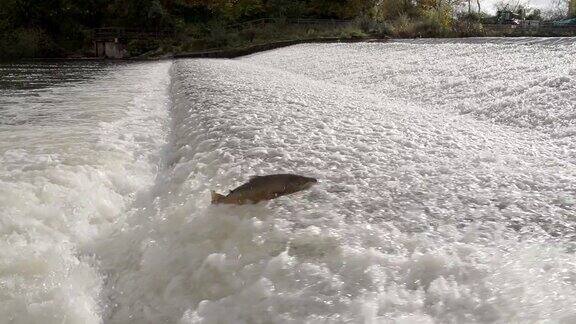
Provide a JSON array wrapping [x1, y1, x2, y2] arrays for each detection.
[[3, 40, 576, 323]]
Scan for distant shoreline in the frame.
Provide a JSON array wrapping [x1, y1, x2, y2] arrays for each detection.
[[26, 37, 388, 62], [24, 34, 575, 62], [172, 37, 389, 59]]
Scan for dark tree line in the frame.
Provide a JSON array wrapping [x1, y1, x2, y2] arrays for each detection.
[[1, 0, 565, 59], [0, 0, 375, 35], [0, 0, 380, 59]]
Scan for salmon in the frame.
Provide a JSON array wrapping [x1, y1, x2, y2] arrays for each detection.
[[211, 174, 317, 205]]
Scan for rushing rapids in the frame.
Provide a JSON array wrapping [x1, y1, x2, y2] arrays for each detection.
[[1, 38, 575, 323]]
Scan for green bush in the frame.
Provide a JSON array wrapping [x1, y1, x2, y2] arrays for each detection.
[[239, 27, 257, 43], [374, 0, 417, 21], [454, 20, 484, 37], [204, 23, 240, 48], [127, 39, 161, 57], [355, 15, 376, 33], [338, 26, 367, 38], [454, 11, 486, 37], [354, 16, 393, 36], [391, 14, 417, 38], [0, 28, 59, 61], [417, 8, 455, 37]]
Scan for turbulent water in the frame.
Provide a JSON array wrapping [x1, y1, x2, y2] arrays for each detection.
[[1, 39, 576, 324]]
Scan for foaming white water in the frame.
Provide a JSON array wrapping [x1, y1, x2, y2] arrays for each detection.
[[0, 61, 171, 323], [242, 38, 576, 138], [96, 43, 574, 324], [3, 39, 576, 324]]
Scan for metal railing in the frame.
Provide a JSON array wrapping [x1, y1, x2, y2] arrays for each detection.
[[93, 27, 173, 41], [225, 18, 353, 30], [482, 23, 576, 35], [93, 19, 352, 41]]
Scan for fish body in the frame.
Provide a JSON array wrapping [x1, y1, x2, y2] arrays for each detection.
[[211, 174, 317, 205]]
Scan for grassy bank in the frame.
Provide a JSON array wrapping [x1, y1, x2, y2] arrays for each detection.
[[130, 17, 576, 60], [127, 21, 370, 58], [128, 16, 460, 59], [173, 37, 389, 59]]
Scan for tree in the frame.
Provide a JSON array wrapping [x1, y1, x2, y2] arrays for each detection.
[[265, 0, 306, 18], [494, 0, 527, 12], [540, 0, 566, 20], [525, 8, 541, 20], [374, 0, 417, 20], [494, 0, 546, 20]]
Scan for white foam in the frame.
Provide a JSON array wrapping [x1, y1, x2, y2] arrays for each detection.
[[242, 39, 576, 137], [100, 45, 574, 323], [0, 62, 172, 323], [3, 39, 576, 323]]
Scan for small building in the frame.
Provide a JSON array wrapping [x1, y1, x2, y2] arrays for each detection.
[[95, 38, 127, 59], [92, 28, 171, 59], [93, 28, 129, 59]]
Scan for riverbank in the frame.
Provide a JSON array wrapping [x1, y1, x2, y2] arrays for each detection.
[[19, 24, 576, 62], [29, 36, 389, 62], [173, 36, 389, 59]]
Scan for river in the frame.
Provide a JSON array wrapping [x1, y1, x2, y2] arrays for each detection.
[[1, 38, 575, 323]]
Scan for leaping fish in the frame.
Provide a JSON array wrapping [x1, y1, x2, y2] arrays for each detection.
[[211, 174, 318, 205]]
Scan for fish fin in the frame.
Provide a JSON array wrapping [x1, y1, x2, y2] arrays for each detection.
[[211, 190, 226, 204]]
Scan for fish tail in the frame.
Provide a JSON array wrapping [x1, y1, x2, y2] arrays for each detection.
[[211, 190, 226, 204]]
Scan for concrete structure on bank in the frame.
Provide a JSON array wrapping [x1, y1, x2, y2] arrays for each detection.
[[93, 29, 129, 59], [92, 28, 170, 59], [94, 37, 127, 59]]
